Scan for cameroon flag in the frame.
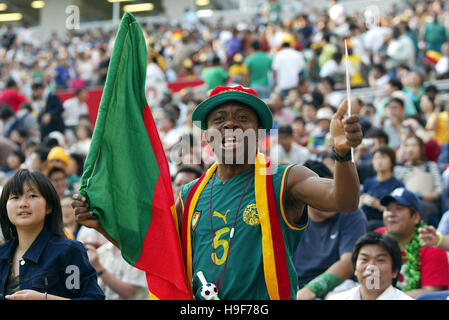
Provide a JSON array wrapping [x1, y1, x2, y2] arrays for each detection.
[[79, 12, 191, 300]]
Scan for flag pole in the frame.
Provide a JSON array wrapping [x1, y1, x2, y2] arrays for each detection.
[[344, 39, 355, 163]]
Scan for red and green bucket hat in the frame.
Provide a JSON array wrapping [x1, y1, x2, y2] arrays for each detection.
[[191, 85, 273, 131]]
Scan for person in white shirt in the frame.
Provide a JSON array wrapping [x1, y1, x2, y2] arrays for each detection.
[[435, 41, 449, 77], [386, 26, 416, 69], [327, 232, 414, 300], [272, 125, 310, 165], [272, 42, 305, 95], [85, 242, 150, 300], [62, 88, 89, 143]]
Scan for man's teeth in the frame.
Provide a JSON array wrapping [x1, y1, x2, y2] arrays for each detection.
[[223, 137, 237, 146]]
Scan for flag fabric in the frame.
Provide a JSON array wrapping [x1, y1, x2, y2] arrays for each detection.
[[79, 12, 191, 300]]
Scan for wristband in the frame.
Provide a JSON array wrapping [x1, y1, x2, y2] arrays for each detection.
[[97, 269, 105, 277], [305, 272, 342, 298], [332, 146, 352, 163], [437, 232, 444, 247]]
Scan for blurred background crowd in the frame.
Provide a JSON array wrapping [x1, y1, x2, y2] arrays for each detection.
[[1, 0, 449, 299]]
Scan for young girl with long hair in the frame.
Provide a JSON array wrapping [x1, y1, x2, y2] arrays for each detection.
[[0, 169, 104, 300]]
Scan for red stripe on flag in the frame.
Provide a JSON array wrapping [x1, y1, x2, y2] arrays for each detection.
[[133, 105, 191, 299], [142, 105, 175, 207], [265, 159, 291, 300]]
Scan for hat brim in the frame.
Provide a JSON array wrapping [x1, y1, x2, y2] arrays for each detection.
[[380, 195, 399, 207], [380, 195, 421, 212], [192, 91, 273, 131]]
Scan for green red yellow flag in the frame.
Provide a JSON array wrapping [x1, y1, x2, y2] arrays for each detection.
[[79, 12, 191, 300]]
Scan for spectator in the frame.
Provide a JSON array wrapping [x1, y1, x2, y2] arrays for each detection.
[[97, 46, 110, 86], [202, 55, 229, 91], [85, 242, 150, 300], [47, 165, 69, 199], [328, 232, 413, 300], [28, 146, 49, 173], [268, 92, 295, 127], [225, 29, 243, 62], [47, 146, 71, 171], [53, 58, 74, 90], [375, 78, 417, 121], [294, 161, 367, 300], [307, 107, 333, 155], [0, 137, 20, 170], [385, 26, 416, 69], [31, 82, 65, 140], [172, 165, 203, 201], [382, 97, 406, 149], [317, 76, 344, 108], [272, 125, 310, 165], [75, 51, 94, 87], [368, 63, 390, 88], [0, 79, 27, 113], [425, 94, 449, 164], [0, 148, 25, 179], [376, 187, 449, 298], [244, 40, 272, 99], [8, 104, 39, 139], [291, 116, 308, 147], [0, 169, 105, 300], [61, 193, 82, 240], [360, 146, 404, 231], [300, 100, 318, 133], [228, 53, 248, 86], [62, 88, 89, 143], [69, 123, 92, 156], [394, 135, 444, 226], [424, 14, 447, 52], [272, 41, 305, 96], [320, 51, 351, 89]]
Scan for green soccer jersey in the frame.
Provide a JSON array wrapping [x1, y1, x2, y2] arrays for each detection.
[[180, 164, 308, 300]]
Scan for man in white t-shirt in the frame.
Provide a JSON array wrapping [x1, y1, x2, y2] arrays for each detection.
[[62, 88, 89, 143], [272, 125, 310, 165], [86, 242, 150, 300], [272, 42, 305, 95], [327, 232, 414, 300]]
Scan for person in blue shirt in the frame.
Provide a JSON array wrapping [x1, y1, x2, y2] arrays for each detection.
[[0, 169, 104, 300], [360, 146, 404, 231], [294, 160, 367, 300]]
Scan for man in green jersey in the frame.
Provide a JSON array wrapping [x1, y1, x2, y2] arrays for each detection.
[[72, 85, 363, 299]]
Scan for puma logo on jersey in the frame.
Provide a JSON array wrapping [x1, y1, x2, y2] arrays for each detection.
[[213, 209, 229, 225]]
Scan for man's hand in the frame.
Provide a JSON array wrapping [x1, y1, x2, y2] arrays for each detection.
[[42, 113, 51, 125], [85, 244, 103, 272], [330, 99, 363, 155], [6, 290, 47, 300], [296, 286, 317, 300], [71, 193, 100, 229], [419, 225, 439, 247]]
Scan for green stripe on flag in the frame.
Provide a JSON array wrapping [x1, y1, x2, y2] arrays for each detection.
[[79, 12, 159, 266]]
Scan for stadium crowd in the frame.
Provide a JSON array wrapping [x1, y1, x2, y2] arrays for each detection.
[[1, 0, 449, 300]]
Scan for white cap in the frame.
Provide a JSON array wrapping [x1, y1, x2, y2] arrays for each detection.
[[316, 107, 334, 121]]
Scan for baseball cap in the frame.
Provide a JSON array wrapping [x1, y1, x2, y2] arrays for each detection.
[[191, 85, 273, 132], [316, 107, 334, 121], [380, 187, 422, 213]]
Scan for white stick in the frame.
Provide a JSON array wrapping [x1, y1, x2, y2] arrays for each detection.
[[344, 39, 355, 163], [196, 271, 208, 286]]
